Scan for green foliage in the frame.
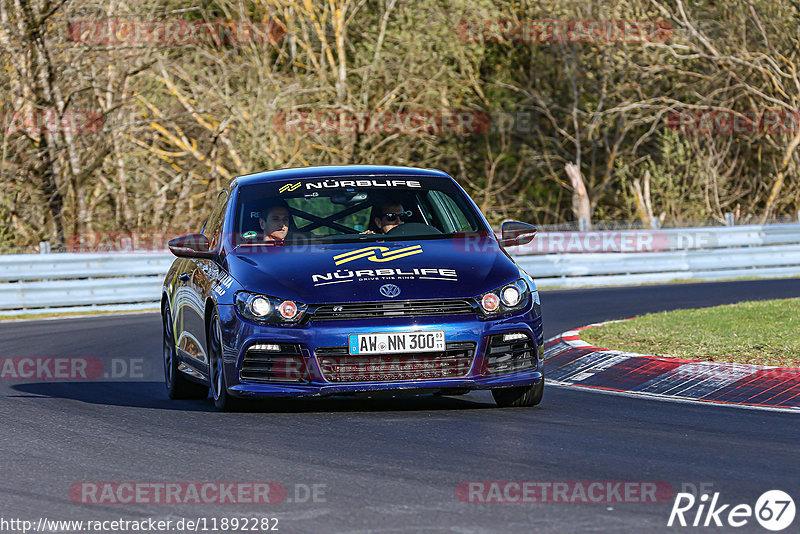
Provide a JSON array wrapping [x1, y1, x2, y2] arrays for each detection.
[[0, 190, 17, 251], [2, 0, 800, 247], [616, 130, 715, 223]]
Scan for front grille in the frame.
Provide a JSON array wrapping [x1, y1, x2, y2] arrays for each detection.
[[312, 299, 475, 321], [240, 343, 308, 383], [315, 342, 476, 382], [485, 333, 537, 374]]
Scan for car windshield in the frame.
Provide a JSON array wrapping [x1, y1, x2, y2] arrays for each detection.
[[233, 175, 488, 246]]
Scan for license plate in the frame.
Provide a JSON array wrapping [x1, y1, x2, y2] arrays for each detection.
[[348, 331, 445, 355]]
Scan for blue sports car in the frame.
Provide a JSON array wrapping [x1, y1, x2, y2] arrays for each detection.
[[162, 165, 543, 410]]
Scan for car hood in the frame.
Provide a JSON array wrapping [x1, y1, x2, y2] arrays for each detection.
[[225, 237, 519, 303]]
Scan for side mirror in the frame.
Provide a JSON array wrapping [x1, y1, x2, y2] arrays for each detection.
[[500, 221, 537, 247], [168, 233, 215, 259]]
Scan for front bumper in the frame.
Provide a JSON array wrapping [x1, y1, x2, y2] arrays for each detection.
[[217, 304, 544, 398]]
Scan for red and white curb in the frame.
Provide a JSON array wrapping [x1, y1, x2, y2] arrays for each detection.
[[543, 322, 800, 410]]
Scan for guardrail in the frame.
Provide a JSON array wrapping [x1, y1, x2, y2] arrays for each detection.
[[1, 223, 799, 314], [0, 254, 172, 313]]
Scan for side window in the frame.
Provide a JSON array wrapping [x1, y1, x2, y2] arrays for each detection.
[[426, 191, 473, 233], [203, 192, 229, 250], [440, 193, 472, 231]]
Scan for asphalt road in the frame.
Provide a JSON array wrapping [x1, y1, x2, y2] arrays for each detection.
[[1, 279, 799, 533]]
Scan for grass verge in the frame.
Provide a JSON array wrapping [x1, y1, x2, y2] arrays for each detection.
[[537, 274, 800, 291], [580, 298, 800, 367]]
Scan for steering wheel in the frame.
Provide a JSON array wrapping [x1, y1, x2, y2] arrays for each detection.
[[385, 222, 442, 236]]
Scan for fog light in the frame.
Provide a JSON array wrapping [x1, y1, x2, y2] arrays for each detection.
[[502, 332, 529, 342], [481, 293, 500, 313], [250, 343, 281, 352], [279, 300, 298, 319]]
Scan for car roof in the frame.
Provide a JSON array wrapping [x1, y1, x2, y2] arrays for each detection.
[[231, 165, 452, 188]]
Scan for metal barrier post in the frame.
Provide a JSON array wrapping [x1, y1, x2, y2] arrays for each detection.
[[725, 213, 735, 226]]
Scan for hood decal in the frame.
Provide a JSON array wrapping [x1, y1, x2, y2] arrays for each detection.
[[333, 245, 423, 265], [312, 267, 457, 287], [227, 237, 517, 303]]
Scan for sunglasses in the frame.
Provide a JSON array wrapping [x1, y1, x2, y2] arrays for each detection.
[[381, 210, 412, 222]]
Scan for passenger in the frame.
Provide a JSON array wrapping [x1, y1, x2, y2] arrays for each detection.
[[259, 201, 291, 243]]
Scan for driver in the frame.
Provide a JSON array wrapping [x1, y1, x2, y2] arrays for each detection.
[[259, 201, 291, 242], [364, 202, 412, 234]]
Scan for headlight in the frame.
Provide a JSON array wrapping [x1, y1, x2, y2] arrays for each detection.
[[478, 278, 529, 316], [278, 300, 299, 320], [251, 297, 271, 317], [501, 285, 521, 307], [235, 291, 307, 324], [481, 293, 500, 312]]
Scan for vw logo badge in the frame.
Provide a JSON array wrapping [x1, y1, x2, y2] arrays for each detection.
[[379, 284, 401, 298]]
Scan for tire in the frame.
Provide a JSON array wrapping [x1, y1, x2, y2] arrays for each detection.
[[163, 304, 209, 400], [492, 377, 544, 408], [208, 310, 245, 412]]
